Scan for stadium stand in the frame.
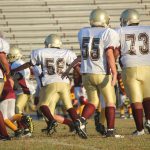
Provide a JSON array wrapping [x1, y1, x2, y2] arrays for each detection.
[[0, 0, 149, 60]]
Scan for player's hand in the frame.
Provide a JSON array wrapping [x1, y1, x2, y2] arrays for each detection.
[[61, 70, 69, 79]]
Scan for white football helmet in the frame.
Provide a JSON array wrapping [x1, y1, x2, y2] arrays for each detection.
[[8, 47, 22, 62], [120, 9, 140, 27], [44, 34, 62, 48], [90, 8, 110, 27]]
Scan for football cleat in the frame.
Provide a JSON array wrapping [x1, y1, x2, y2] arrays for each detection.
[[104, 129, 124, 138], [22, 129, 32, 137], [144, 120, 150, 134], [120, 114, 127, 119], [0, 135, 11, 141], [127, 114, 133, 119], [74, 117, 88, 139], [14, 129, 24, 138], [69, 122, 75, 132], [21, 115, 34, 133], [95, 123, 106, 136], [132, 129, 145, 136], [47, 120, 58, 135]]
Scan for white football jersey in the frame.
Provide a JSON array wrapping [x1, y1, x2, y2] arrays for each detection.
[[78, 27, 120, 74], [32, 65, 42, 89], [30, 48, 77, 86], [11, 59, 35, 95], [0, 38, 10, 54], [116, 26, 150, 68], [0, 38, 10, 79], [32, 65, 42, 97]]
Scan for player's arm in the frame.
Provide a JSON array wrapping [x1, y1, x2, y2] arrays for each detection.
[[113, 46, 121, 61], [0, 52, 10, 76], [61, 56, 81, 79], [11, 61, 33, 74], [74, 64, 81, 75], [106, 48, 117, 86], [117, 73, 126, 95], [114, 46, 124, 69]]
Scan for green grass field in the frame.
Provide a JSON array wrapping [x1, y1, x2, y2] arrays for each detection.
[[0, 118, 150, 150]]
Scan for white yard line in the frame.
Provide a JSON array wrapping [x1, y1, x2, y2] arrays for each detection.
[[30, 138, 100, 150]]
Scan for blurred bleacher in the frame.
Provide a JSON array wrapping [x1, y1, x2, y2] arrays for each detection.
[[0, 0, 150, 60]]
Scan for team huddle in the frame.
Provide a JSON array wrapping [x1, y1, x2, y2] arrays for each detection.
[[0, 8, 150, 141]]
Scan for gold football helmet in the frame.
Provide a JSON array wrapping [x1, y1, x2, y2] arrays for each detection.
[[120, 9, 140, 27], [90, 8, 110, 27], [8, 47, 22, 62], [44, 34, 62, 48]]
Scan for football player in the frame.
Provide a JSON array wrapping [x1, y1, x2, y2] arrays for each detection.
[[0, 34, 11, 140], [63, 58, 107, 136], [117, 72, 133, 119], [62, 8, 123, 138], [32, 65, 74, 132], [11, 34, 88, 139], [114, 9, 150, 135], [0, 74, 33, 138], [72, 58, 88, 105], [8, 47, 35, 114]]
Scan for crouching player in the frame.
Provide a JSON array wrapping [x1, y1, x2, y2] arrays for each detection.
[[0, 75, 33, 138]]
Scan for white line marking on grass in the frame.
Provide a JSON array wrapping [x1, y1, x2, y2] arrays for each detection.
[[30, 139, 100, 150]]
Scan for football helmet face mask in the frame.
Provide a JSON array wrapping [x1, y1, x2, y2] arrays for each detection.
[[120, 9, 140, 27], [90, 8, 110, 27], [8, 47, 22, 62], [44, 34, 62, 48]]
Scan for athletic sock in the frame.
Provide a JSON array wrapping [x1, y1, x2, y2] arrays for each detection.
[[105, 107, 115, 129], [82, 103, 95, 119], [4, 119, 18, 131], [131, 103, 144, 131], [0, 111, 9, 137], [40, 105, 55, 122]]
